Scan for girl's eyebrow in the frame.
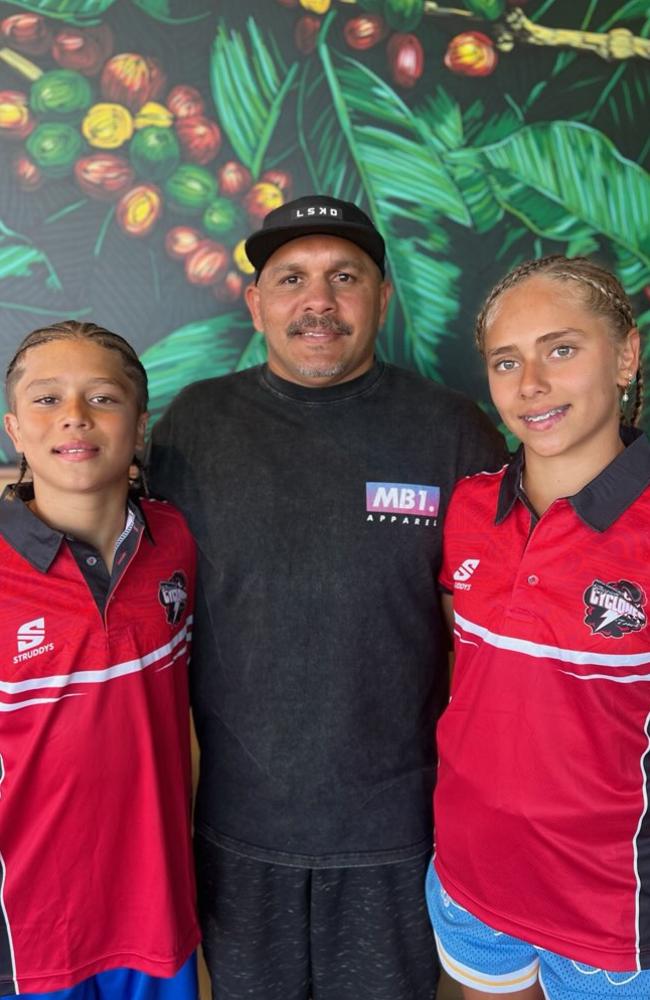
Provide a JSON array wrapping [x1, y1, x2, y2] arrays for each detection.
[[486, 328, 586, 358]]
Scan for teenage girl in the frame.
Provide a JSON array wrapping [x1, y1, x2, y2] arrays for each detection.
[[0, 321, 199, 999], [426, 257, 650, 999]]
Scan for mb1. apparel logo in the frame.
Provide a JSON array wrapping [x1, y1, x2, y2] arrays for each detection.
[[366, 482, 440, 526], [583, 579, 647, 638]]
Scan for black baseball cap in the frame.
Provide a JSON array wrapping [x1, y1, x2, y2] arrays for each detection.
[[245, 194, 386, 276]]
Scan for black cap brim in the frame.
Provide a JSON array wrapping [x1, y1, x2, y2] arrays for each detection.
[[246, 222, 385, 276]]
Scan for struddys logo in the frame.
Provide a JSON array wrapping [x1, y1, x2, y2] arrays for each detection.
[[366, 482, 440, 527], [158, 571, 188, 626], [13, 616, 54, 665], [583, 579, 647, 638]]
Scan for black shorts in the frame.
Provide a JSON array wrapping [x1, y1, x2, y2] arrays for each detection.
[[195, 833, 439, 1000]]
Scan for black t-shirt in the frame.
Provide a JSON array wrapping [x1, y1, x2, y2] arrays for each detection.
[[149, 362, 506, 866]]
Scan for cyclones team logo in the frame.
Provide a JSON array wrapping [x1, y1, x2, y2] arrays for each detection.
[[158, 570, 188, 625], [583, 579, 647, 638]]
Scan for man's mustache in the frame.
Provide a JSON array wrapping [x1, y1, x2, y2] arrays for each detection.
[[287, 314, 353, 337]]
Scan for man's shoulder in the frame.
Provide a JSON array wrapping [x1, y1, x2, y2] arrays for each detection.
[[383, 364, 493, 421]]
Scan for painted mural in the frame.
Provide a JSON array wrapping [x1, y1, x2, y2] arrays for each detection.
[[0, 0, 647, 461]]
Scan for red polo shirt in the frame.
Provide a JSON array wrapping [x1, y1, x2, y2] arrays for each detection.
[[434, 431, 650, 972], [0, 493, 199, 995]]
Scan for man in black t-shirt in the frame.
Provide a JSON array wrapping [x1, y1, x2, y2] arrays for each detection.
[[149, 195, 506, 1000]]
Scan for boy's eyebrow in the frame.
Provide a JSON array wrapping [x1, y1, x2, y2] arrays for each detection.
[[23, 376, 128, 391], [23, 377, 63, 392], [486, 328, 586, 357]]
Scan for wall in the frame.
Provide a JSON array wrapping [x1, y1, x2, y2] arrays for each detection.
[[0, 0, 647, 467]]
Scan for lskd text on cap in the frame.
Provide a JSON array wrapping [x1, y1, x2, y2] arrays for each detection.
[[291, 206, 342, 219]]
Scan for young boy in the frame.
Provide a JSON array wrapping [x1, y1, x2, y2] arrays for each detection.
[[0, 321, 199, 999]]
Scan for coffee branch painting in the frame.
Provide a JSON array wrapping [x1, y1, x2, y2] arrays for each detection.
[[0, 0, 647, 459]]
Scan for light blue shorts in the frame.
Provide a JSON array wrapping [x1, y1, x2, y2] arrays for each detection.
[[18, 953, 198, 1000], [426, 862, 650, 999]]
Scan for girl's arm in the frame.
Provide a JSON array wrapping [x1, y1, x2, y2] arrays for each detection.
[[441, 593, 454, 636], [442, 593, 455, 686]]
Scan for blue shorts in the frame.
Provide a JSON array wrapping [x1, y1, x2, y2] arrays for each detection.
[[18, 953, 198, 1000], [425, 862, 650, 999]]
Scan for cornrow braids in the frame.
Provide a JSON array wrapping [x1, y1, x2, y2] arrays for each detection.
[[5, 320, 148, 413], [16, 453, 28, 486], [475, 257, 554, 353], [475, 255, 642, 426], [4, 453, 30, 500], [130, 454, 150, 498]]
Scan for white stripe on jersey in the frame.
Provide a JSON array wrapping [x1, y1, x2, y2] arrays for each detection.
[[0, 616, 192, 696], [455, 611, 650, 671], [0, 693, 84, 713]]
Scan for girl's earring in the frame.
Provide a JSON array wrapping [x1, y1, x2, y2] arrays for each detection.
[[622, 374, 634, 404]]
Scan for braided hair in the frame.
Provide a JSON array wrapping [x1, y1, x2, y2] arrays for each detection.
[[475, 256, 643, 426], [5, 319, 149, 494], [5, 320, 148, 412]]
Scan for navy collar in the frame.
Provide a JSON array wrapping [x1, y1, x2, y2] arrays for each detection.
[[0, 484, 151, 573], [496, 427, 650, 532]]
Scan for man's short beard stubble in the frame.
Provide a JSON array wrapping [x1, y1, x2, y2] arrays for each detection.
[[286, 313, 353, 379]]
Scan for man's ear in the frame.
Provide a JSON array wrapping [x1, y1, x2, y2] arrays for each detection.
[[245, 281, 264, 333], [378, 279, 393, 328]]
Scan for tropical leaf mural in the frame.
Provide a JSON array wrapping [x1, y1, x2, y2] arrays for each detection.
[[0, 0, 647, 462], [142, 310, 260, 423], [211, 20, 299, 175]]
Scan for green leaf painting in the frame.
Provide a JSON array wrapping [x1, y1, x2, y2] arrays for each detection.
[[0, 242, 54, 282], [0, 220, 63, 293], [451, 122, 650, 271], [141, 312, 254, 424], [211, 18, 299, 176], [3, 0, 208, 24], [132, 0, 210, 23], [1, 0, 117, 24]]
